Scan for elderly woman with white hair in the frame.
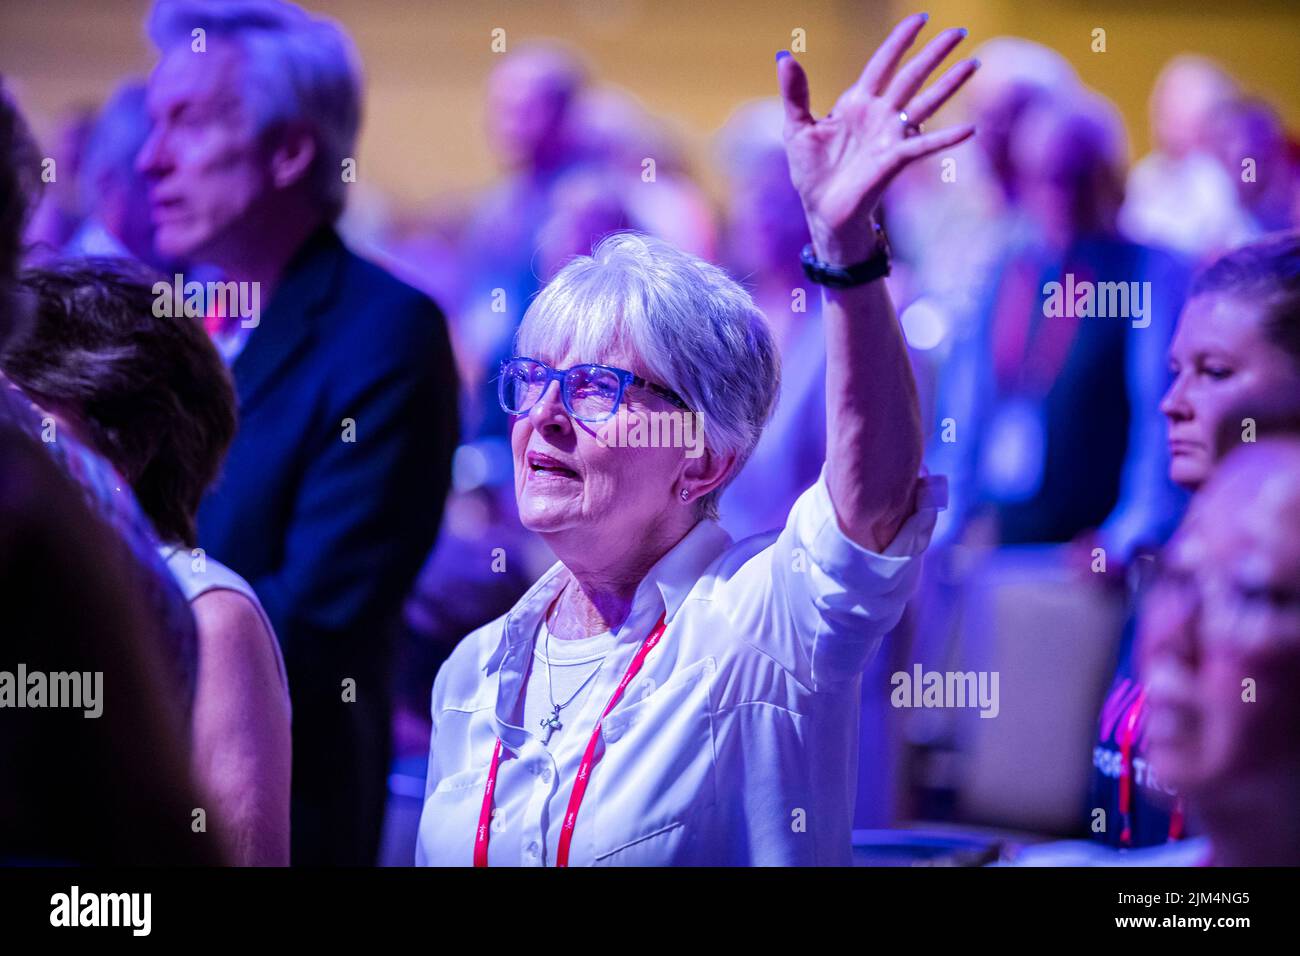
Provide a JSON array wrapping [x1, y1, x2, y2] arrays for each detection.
[[418, 14, 978, 866]]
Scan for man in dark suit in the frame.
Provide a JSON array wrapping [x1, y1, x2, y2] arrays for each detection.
[[139, 0, 457, 863]]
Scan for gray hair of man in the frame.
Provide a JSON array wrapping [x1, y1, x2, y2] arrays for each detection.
[[514, 232, 782, 522], [146, 0, 362, 222]]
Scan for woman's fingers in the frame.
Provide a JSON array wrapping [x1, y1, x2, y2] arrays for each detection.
[[886, 27, 967, 110], [777, 52, 814, 132], [890, 122, 976, 169], [854, 13, 928, 98], [905, 58, 980, 124]]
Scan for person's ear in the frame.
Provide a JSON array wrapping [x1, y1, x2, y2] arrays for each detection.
[[679, 445, 735, 503], [268, 123, 317, 190]]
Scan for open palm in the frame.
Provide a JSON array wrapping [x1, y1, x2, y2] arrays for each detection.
[[779, 14, 978, 263]]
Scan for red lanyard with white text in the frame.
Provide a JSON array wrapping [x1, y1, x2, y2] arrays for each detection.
[[473, 611, 667, 867]]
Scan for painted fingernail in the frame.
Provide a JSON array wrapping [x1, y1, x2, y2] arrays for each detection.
[[776, 50, 791, 62], [971, 58, 981, 68], [958, 28, 968, 38], [919, 13, 930, 22]]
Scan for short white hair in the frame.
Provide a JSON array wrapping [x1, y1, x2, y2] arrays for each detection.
[[516, 232, 781, 521], [147, 0, 362, 221]]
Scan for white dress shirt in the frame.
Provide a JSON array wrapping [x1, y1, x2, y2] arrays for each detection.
[[417, 467, 944, 866]]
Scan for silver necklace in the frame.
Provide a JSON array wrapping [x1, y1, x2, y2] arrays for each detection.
[[538, 585, 604, 744]]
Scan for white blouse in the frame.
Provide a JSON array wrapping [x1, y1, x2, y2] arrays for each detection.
[[417, 467, 944, 866]]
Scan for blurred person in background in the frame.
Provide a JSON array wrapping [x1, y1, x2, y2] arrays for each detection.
[[1206, 97, 1299, 241], [457, 42, 588, 443], [913, 93, 1188, 830], [1089, 232, 1300, 851], [958, 36, 1079, 210], [64, 81, 162, 266], [1119, 55, 1244, 261], [535, 168, 637, 282], [910, 38, 1081, 543], [1138, 437, 1300, 866], [887, 35, 1079, 268], [21, 102, 97, 258], [1006, 437, 1300, 869], [568, 84, 717, 262], [949, 88, 1187, 547], [714, 97, 825, 541], [138, 0, 458, 864], [2, 258, 293, 865]]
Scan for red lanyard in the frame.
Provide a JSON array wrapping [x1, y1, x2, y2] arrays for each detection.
[[473, 611, 667, 867], [1118, 688, 1185, 846]]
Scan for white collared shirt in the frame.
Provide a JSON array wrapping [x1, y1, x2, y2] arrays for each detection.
[[416, 467, 944, 866]]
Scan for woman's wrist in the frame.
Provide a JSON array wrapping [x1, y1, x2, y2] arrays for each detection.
[[806, 214, 882, 267]]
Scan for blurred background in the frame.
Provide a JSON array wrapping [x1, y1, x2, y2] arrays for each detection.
[[4, 0, 1298, 201], [4, 0, 1297, 865]]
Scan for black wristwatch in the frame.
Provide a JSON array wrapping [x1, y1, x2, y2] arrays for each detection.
[[800, 221, 892, 288]]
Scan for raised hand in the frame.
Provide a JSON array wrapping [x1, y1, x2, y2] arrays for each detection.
[[777, 13, 978, 264]]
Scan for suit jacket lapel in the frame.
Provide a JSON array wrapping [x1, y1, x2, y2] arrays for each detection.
[[232, 226, 345, 414]]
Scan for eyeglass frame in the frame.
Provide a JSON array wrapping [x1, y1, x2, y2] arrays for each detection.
[[497, 356, 692, 423]]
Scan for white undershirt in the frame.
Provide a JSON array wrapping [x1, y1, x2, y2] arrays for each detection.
[[520, 620, 615, 748], [482, 621, 616, 866]]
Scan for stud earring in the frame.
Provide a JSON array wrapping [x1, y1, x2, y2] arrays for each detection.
[[680, 489, 690, 502]]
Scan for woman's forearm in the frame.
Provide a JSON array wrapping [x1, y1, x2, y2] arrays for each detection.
[[821, 279, 923, 552], [775, 13, 974, 551], [197, 746, 291, 865]]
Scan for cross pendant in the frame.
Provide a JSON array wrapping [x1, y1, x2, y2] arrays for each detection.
[[539, 709, 562, 744]]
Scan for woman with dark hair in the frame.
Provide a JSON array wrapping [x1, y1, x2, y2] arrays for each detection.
[[2, 258, 291, 865], [1090, 231, 1300, 851]]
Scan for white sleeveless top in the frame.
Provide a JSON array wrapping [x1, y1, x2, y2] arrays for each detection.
[[159, 544, 290, 695]]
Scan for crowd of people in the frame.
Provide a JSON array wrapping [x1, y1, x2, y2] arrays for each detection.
[[1, 0, 1297, 866]]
